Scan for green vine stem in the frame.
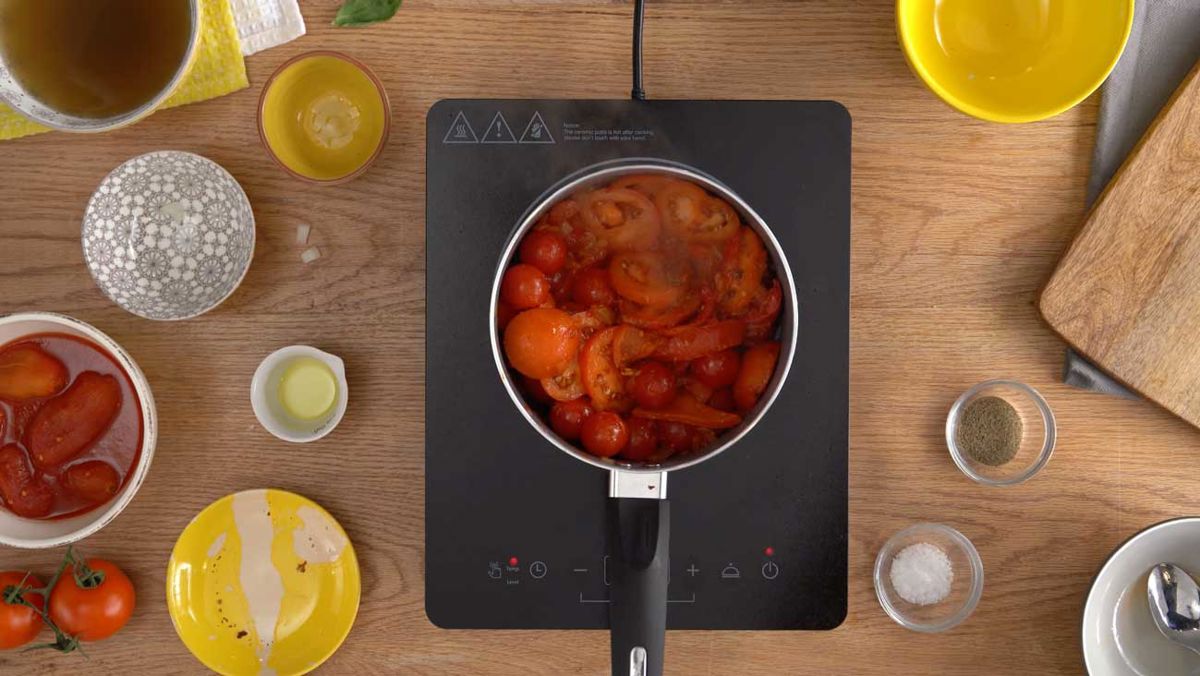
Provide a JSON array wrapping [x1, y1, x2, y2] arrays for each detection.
[[1, 546, 87, 656]]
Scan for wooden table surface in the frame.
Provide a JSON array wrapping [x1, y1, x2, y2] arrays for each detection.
[[0, 1, 1191, 674]]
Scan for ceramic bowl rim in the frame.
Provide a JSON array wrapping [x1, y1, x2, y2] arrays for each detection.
[[250, 345, 349, 443]]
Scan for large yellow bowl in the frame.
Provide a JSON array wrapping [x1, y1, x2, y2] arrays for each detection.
[[167, 489, 360, 676], [897, 0, 1134, 123]]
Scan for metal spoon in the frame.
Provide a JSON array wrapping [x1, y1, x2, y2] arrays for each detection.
[[1148, 563, 1200, 654]]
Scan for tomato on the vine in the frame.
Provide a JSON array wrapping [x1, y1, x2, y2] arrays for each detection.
[[0, 571, 44, 650], [49, 558, 135, 642]]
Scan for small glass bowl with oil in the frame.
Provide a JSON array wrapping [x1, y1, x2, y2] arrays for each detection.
[[251, 345, 349, 443]]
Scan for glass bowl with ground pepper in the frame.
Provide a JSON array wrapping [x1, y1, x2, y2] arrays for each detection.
[[946, 379, 1056, 486], [873, 522, 984, 632]]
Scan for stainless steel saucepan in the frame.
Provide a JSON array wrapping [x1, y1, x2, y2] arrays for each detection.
[[489, 159, 798, 676]]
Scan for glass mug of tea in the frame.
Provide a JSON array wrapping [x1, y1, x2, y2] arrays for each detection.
[[0, 0, 200, 132]]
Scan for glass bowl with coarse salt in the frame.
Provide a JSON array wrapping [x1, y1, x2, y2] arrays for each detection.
[[874, 523, 983, 632], [946, 379, 1056, 486]]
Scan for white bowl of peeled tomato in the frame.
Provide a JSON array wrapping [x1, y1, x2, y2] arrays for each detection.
[[0, 312, 157, 548]]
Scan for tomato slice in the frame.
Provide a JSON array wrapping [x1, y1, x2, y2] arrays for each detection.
[[744, 279, 783, 340], [655, 320, 746, 362], [27, 372, 122, 470], [0, 343, 69, 401], [609, 251, 686, 308], [633, 392, 742, 429], [541, 360, 585, 402], [734, 341, 781, 411], [715, 227, 768, 317], [654, 182, 741, 243], [578, 188, 661, 251], [572, 306, 616, 340], [0, 444, 53, 518], [579, 327, 632, 411], [612, 326, 662, 367], [619, 293, 702, 330]]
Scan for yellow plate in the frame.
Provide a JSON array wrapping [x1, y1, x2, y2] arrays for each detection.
[[896, 0, 1134, 123], [167, 489, 360, 676]]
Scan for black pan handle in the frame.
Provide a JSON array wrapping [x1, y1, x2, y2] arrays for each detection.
[[608, 497, 670, 676]]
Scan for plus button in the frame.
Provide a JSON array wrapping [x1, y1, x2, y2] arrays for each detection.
[[686, 565, 700, 576]]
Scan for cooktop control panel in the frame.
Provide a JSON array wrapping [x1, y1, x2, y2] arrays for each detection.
[[425, 99, 849, 630]]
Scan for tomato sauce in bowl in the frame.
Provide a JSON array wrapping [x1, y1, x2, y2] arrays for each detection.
[[0, 333, 143, 520]]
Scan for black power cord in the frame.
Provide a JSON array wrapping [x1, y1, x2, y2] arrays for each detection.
[[632, 0, 647, 100]]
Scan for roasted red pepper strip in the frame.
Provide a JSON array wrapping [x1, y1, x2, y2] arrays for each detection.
[[654, 320, 746, 362], [633, 392, 742, 429]]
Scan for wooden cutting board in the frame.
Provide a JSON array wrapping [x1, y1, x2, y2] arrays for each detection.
[[1041, 59, 1200, 426]]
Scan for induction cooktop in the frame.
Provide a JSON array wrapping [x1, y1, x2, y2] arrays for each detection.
[[425, 99, 849, 630]]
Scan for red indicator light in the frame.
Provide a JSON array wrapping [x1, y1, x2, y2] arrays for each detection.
[[509, 556, 519, 567], [764, 546, 775, 557]]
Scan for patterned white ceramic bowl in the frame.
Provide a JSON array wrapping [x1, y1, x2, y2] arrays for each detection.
[[82, 151, 256, 321]]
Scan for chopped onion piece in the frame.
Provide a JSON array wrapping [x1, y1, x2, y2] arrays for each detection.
[[301, 246, 321, 264], [296, 223, 311, 244]]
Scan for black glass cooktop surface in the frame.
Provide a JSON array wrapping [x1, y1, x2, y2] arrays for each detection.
[[425, 99, 849, 630]]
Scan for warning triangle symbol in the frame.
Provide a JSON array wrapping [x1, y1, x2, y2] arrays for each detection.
[[480, 112, 517, 144], [442, 111, 478, 144], [519, 111, 555, 144]]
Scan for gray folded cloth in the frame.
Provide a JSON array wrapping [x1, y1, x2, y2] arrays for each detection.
[[1062, 0, 1200, 397]]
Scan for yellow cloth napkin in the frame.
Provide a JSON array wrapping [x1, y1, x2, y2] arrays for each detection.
[[0, 0, 249, 141]]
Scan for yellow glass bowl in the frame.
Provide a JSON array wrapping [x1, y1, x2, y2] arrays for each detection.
[[166, 489, 361, 676], [258, 51, 390, 184], [896, 0, 1134, 123]]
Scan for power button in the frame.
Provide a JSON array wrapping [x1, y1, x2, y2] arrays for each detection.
[[761, 561, 780, 580]]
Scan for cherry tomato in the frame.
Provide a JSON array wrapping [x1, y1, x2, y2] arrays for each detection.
[[655, 181, 741, 243], [744, 279, 783, 340], [521, 376, 555, 405], [578, 188, 661, 251], [655, 321, 747, 362], [580, 411, 629, 458], [716, 227, 768, 316], [634, 392, 742, 429], [0, 571, 44, 650], [0, 408, 5, 439], [541, 360, 585, 402], [63, 461, 121, 504], [609, 251, 685, 308], [657, 421, 693, 453], [622, 417, 659, 461], [0, 343, 68, 401], [501, 264, 551, 310], [49, 558, 135, 642], [629, 362, 677, 410], [504, 308, 580, 379], [579, 327, 631, 411], [0, 444, 53, 518], [497, 301, 517, 332], [709, 388, 737, 412], [681, 377, 713, 404], [550, 399, 594, 441], [734, 341, 781, 411], [519, 230, 568, 275], [28, 371, 121, 471], [691, 350, 741, 388], [689, 427, 718, 453], [571, 267, 616, 306]]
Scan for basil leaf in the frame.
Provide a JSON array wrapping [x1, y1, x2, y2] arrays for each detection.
[[333, 0, 401, 27]]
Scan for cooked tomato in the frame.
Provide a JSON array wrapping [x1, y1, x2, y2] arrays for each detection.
[[655, 320, 746, 362], [0, 444, 52, 519], [687, 242, 724, 279], [63, 461, 120, 504], [521, 376, 555, 405], [546, 198, 580, 228], [49, 558, 135, 642], [628, 362, 676, 410], [503, 308, 580, 379], [541, 360, 585, 401], [734, 341, 780, 411], [496, 301, 517, 332], [609, 251, 686, 308], [580, 411, 628, 458], [612, 326, 662, 367], [690, 350, 741, 388], [572, 306, 616, 340], [500, 264, 551, 309], [571, 267, 617, 306], [550, 399, 594, 441], [744, 279, 783, 339], [708, 388, 736, 412], [579, 327, 631, 411], [634, 392, 742, 429], [655, 181, 740, 243], [611, 173, 675, 197], [0, 571, 44, 650], [0, 408, 5, 439], [27, 372, 121, 471], [657, 421, 693, 453], [622, 417, 659, 461], [619, 294, 701, 330], [681, 377, 713, 404], [716, 227, 768, 316], [519, 230, 568, 275], [0, 343, 68, 401], [579, 188, 661, 251]]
